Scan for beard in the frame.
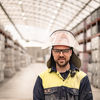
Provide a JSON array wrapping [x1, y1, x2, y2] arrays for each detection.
[[56, 56, 70, 68]]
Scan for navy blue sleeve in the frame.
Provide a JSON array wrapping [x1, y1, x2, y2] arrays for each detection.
[[33, 76, 45, 100], [79, 75, 93, 100]]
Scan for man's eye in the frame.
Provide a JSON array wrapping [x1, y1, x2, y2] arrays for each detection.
[[64, 50, 68, 52], [55, 50, 60, 52]]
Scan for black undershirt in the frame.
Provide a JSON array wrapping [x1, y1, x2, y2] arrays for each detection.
[[60, 70, 70, 80]]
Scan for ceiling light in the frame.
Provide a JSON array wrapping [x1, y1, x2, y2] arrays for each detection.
[[23, 17, 26, 20], [56, 3, 61, 7], [51, 15, 56, 19], [22, 12, 25, 16], [18, 1, 22, 5]]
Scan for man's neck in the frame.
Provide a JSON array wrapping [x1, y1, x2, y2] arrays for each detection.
[[56, 63, 70, 73]]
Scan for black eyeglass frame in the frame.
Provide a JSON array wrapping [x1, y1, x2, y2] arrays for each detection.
[[52, 48, 72, 54]]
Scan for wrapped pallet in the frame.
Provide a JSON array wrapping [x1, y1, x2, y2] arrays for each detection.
[[94, 63, 100, 88], [91, 36, 100, 88], [91, 36, 100, 50], [0, 33, 5, 82], [87, 63, 94, 84], [20, 51, 27, 68], [14, 44, 21, 71], [92, 50, 100, 63], [96, 76, 100, 88], [4, 42, 15, 77], [79, 53, 91, 73]]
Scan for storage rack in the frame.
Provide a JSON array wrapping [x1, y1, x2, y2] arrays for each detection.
[[71, 7, 100, 88], [0, 26, 5, 82], [0, 25, 32, 81]]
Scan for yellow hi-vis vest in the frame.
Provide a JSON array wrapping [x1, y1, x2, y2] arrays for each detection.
[[39, 68, 86, 100]]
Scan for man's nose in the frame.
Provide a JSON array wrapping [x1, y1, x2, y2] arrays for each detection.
[[59, 51, 64, 56]]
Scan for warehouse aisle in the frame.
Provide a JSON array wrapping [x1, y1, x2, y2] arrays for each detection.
[[0, 63, 100, 100], [92, 85, 100, 100], [0, 63, 47, 100]]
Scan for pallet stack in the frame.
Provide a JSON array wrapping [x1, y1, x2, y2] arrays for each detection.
[[91, 36, 100, 88], [4, 32, 15, 77], [0, 30, 5, 82], [71, 7, 100, 88], [14, 41, 21, 71], [0, 24, 32, 81]]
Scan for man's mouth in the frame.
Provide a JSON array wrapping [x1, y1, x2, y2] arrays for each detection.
[[58, 58, 65, 60]]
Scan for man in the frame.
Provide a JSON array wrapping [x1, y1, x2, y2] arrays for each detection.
[[33, 30, 93, 100]]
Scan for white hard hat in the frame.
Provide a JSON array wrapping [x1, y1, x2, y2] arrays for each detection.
[[42, 30, 80, 51]]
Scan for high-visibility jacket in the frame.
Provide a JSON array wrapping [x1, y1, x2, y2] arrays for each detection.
[[33, 64, 93, 100]]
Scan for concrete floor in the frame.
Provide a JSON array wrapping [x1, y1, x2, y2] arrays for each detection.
[[0, 63, 100, 100]]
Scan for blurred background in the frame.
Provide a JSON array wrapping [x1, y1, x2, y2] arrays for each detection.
[[0, 0, 100, 100]]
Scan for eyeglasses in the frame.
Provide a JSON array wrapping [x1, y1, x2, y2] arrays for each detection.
[[52, 48, 71, 54]]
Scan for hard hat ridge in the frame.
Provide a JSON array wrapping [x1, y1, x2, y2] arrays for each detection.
[[49, 29, 80, 51]]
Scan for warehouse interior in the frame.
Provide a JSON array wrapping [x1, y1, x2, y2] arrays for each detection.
[[0, 0, 100, 100]]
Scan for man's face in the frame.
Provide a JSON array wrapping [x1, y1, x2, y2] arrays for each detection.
[[52, 45, 72, 68]]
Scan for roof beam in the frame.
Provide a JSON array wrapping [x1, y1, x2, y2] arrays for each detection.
[[0, 2, 26, 41], [64, 0, 92, 30]]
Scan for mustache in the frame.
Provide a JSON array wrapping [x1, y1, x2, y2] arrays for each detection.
[[58, 56, 65, 60]]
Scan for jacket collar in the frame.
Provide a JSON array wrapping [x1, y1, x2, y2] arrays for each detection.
[[49, 63, 79, 73]]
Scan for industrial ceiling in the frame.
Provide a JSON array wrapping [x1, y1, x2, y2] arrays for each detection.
[[0, 0, 100, 44]]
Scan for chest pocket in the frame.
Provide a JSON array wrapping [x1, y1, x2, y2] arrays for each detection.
[[67, 88, 79, 100], [44, 88, 59, 100], [44, 87, 79, 100]]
